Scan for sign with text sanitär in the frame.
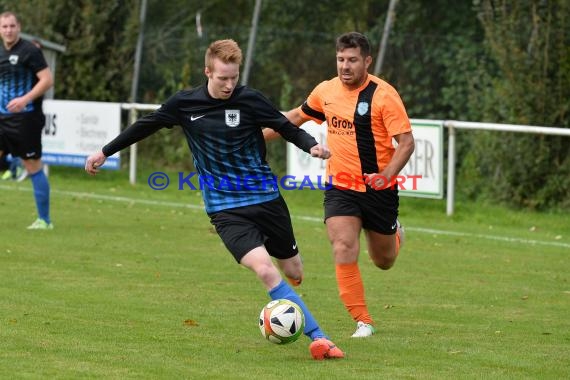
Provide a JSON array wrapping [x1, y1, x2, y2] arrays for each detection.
[[42, 99, 121, 169], [286, 119, 444, 199]]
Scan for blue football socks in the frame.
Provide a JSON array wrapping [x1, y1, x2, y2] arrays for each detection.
[[30, 169, 51, 224], [269, 279, 326, 340]]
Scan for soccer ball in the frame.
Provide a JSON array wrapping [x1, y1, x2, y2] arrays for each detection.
[[259, 299, 305, 344]]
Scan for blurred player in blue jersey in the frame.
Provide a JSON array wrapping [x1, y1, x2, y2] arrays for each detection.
[[0, 12, 53, 229], [85, 39, 344, 360]]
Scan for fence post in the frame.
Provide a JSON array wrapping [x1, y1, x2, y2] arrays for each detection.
[[128, 108, 138, 185], [446, 123, 456, 216]]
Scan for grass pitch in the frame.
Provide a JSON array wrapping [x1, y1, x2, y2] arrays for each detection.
[[1, 167, 568, 379]]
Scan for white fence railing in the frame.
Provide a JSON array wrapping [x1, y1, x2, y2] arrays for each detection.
[[444, 120, 570, 215], [120, 103, 570, 216], [121, 103, 160, 185]]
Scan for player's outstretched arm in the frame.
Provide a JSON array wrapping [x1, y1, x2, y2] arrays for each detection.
[[85, 150, 107, 176]]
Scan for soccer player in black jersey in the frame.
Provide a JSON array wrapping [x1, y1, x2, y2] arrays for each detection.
[[0, 12, 54, 229], [85, 39, 344, 360]]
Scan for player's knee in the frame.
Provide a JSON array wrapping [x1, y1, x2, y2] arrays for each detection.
[[283, 263, 303, 286], [22, 158, 42, 174], [254, 263, 280, 285], [284, 267, 303, 279], [332, 242, 359, 263], [375, 261, 394, 270], [278, 255, 303, 279], [370, 254, 396, 270], [332, 240, 355, 253]]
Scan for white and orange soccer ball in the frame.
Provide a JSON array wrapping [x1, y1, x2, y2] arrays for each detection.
[[259, 299, 305, 344]]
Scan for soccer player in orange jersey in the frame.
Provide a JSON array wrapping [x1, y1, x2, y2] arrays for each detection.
[[265, 32, 415, 337]]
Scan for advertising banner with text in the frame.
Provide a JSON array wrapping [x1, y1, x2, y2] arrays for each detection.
[[286, 119, 443, 198], [42, 100, 121, 169]]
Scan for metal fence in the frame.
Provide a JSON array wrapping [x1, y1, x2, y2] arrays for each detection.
[[444, 121, 570, 215]]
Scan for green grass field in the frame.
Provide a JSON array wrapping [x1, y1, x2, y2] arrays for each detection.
[[1, 167, 569, 379]]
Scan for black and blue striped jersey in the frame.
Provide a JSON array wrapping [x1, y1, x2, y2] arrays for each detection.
[[0, 38, 48, 115], [103, 84, 318, 213]]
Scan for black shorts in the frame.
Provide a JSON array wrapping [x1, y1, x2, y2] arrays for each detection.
[[0, 112, 46, 159], [208, 195, 299, 263], [324, 186, 399, 234]]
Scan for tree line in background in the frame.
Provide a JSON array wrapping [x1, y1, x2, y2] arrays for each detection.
[[3, 0, 569, 210]]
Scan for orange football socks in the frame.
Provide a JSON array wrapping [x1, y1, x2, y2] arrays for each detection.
[[335, 262, 374, 325]]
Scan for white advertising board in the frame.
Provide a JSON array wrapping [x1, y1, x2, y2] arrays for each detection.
[[400, 120, 443, 198], [42, 100, 121, 169], [286, 119, 443, 198]]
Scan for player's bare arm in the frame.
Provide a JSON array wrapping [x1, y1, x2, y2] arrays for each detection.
[[263, 108, 308, 141], [262, 127, 280, 141], [284, 108, 308, 127], [364, 131, 415, 189]]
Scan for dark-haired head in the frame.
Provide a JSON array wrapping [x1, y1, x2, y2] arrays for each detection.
[[336, 32, 371, 58]]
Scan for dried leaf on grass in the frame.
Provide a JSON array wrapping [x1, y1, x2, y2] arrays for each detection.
[[183, 319, 199, 327]]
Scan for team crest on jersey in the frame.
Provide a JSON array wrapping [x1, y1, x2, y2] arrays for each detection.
[[9, 55, 19, 65], [357, 101, 369, 116], [225, 109, 240, 127]]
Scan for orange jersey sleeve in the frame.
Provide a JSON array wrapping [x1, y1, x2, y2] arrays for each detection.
[[298, 75, 411, 191]]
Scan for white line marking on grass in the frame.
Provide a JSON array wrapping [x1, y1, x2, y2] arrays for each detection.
[[3, 184, 568, 249], [296, 215, 569, 249], [61, 189, 205, 211], [1, 184, 204, 211], [407, 227, 570, 249]]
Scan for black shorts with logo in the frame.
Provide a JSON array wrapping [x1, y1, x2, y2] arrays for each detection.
[[208, 195, 299, 263], [0, 112, 46, 159], [324, 185, 399, 235]]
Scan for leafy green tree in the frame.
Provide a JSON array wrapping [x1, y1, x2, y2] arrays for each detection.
[[3, 0, 140, 102], [5, 1, 568, 208], [459, 0, 570, 209]]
